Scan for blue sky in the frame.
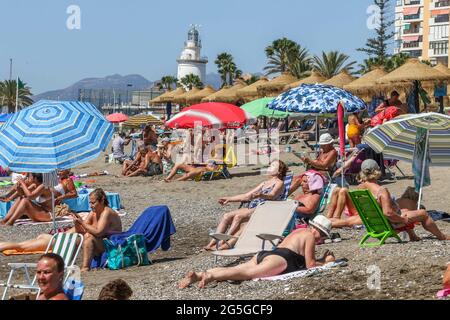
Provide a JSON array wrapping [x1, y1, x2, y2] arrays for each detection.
[[0, 0, 387, 94]]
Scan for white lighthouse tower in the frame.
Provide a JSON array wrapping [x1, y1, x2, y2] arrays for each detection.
[[177, 25, 208, 84]]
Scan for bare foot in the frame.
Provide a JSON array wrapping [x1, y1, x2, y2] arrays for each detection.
[[198, 271, 213, 289], [163, 178, 170, 183], [179, 271, 201, 289]]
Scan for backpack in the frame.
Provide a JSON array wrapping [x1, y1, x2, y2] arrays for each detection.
[[103, 234, 150, 270]]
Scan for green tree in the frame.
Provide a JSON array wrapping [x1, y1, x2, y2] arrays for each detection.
[[357, 0, 394, 64], [384, 53, 410, 72], [179, 74, 203, 90], [158, 76, 178, 90], [313, 51, 356, 78], [241, 74, 260, 85], [0, 79, 33, 113], [215, 53, 241, 87]]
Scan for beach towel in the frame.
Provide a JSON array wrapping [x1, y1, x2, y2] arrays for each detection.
[[90, 205, 176, 269], [63, 188, 122, 212], [2, 249, 49, 256], [253, 259, 348, 281]]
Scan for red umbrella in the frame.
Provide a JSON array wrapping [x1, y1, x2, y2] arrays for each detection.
[[337, 102, 346, 186], [166, 102, 255, 129], [106, 113, 128, 123]]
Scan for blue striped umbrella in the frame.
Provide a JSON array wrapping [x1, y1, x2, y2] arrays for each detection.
[[0, 100, 114, 173], [268, 84, 367, 115]]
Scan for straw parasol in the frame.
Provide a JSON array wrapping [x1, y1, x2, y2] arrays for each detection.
[[159, 87, 186, 103], [343, 67, 387, 101], [201, 85, 231, 103], [149, 89, 173, 105], [257, 73, 298, 97], [123, 114, 163, 127], [210, 81, 247, 104], [236, 77, 269, 102], [172, 87, 201, 105], [186, 85, 217, 105], [433, 62, 450, 77], [284, 71, 326, 90], [322, 70, 356, 88]]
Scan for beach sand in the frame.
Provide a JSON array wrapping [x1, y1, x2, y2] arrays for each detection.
[[0, 143, 449, 300]]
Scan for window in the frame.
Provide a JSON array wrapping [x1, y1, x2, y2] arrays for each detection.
[[430, 41, 449, 55], [430, 25, 449, 39]]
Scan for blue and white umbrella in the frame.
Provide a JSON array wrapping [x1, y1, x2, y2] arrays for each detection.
[[0, 100, 113, 173], [268, 84, 367, 115]]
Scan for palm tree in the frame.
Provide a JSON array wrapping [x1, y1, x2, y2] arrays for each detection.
[[215, 53, 240, 87], [0, 79, 33, 113], [158, 76, 178, 90], [289, 58, 312, 79], [313, 51, 356, 79], [241, 74, 260, 85], [264, 38, 303, 76], [179, 74, 203, 90]]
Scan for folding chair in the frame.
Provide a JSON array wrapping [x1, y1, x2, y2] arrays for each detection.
[[0, 233, 83, 300], [211, 200, 298, 262]]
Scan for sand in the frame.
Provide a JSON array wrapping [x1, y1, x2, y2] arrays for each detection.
[[0, 143, 449, 300]]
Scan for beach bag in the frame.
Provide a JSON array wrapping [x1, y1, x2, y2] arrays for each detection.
[[103, 234, 150, 270], [370, 107, 401, 127], [63, 269, 84, 300]]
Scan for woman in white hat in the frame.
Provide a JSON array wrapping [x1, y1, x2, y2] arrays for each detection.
[[179, 216, 336, 289], [330, 159, 450, 241]]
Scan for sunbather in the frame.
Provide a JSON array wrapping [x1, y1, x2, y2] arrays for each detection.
[[122, 143, 151, 177], [329, 160, 450, 241], [163, 159, 219, 182], [1, 173, 54, 226], [126, 147, 163, 177], [292, 171, 324, 222], [180, 216, 336, 289], [0, 188, 123, 272], [53, 169, 78, 205], [203, 160, 288, 251], [36, 253, 69, 300], [0, 172, 32, 202]]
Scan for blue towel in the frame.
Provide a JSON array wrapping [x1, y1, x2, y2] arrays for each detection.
[[90, 205, 176, 268], [63, 189, 122, 212]]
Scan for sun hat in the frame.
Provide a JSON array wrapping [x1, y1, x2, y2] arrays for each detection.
[[361, 159, 380, 171], [309, 215, 332, 238], [301, 171, 325, 192], [318, 133, 334, 145]]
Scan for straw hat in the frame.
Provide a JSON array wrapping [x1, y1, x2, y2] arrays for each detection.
[[284, 71, 326, 90], [186, 86, 217, 105], [323, 70, 356, 88], [257, 73, 298, 97]]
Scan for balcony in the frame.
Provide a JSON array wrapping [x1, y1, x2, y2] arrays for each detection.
[[404, 13, 422, 21], [434, 0, 450, 8], [430, 14, 450, 24]]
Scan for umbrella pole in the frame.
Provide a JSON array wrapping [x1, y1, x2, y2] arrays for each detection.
[[315, 116, 319, 156], [417, 130, 429, 210], [51, 190, 56, 232]]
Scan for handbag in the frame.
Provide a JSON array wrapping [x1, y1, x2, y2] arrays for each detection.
[[103, 234, 150, 270]]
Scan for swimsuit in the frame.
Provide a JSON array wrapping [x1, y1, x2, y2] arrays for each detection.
[[54, 183, 66, 195], [248, 182, 284, 209], [256, 248, 306, 274]]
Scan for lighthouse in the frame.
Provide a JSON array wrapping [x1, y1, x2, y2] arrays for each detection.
[[177, 25, 208, 84]]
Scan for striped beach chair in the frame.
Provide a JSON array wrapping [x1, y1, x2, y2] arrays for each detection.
[[0, 232, 83, 300]]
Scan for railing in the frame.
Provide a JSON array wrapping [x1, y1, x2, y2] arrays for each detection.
[[404, 13, 421, 20], [403, 28, 420, 34], [403, 41, 421, 48], [435, 0, 450, 8], [434, 15, 450, 23]]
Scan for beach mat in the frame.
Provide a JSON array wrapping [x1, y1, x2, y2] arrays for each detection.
[[253, 259, 348, 281]]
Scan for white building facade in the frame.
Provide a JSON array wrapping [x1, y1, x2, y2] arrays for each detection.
[[177, 25, 208, 83]]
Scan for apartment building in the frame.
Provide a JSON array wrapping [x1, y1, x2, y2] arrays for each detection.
[[395, 0, 450, 66]]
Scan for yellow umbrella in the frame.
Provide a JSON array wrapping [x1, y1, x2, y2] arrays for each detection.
[[322, 70, 356, 88], [236, 77, 269, 102], [186, 86, 217, 105], [257, 73, 298, 97], [284, 71, 326, 90], [123, 114, 163, 127]]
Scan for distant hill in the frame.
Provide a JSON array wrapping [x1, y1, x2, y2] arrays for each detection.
[[33, 74, 153, 101]]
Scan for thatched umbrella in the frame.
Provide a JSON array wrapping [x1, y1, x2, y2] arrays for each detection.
[[149, 89, 173, 105], [186, 86, 217, 105], [236, 77, 269, 102], [201, 85, 231, 103], [159, 87, 186, 103], [343, 67, 387, 101], [172, 87, 201, 105], [257, 73, 298, 97], [284, 71, 326, 90], [322, 70, 356, 88], [377, 58, 450, 113], [211, 81, 247, 104]]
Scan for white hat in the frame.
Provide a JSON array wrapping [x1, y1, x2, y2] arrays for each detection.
[[309, 215, 332, 238], [318, 133, 334, 145]]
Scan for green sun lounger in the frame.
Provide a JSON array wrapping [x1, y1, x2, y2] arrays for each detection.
[[348, 189, 402, 248]]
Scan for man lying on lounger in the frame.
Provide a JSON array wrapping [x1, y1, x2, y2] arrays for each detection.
[[163, 159, 219, 182], [179, 216, 336, 289]]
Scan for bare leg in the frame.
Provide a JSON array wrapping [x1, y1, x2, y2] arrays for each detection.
[[4, 199, 51, 226], [218, 221, 248, 250], [326, 187, 341, 219], [127, 168, 147, 177], [332, 188, 349, 219], [175, 168, 205, 181], [330, 215, 362, 229], [178, 271, 203, 289], [1, 198, 23, 224], [0, 234, 52, 252], [204, 209, 249, 250], [165, 164, 191, 182], [81, 233, 105, 271], [197, 255, 287, 288], [227, 210, 253, 236], [405, 209, 450, 240]]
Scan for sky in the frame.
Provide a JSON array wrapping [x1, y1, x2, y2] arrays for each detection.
[[0, 0, 389, 94]]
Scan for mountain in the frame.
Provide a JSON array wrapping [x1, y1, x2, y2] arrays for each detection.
[[33, 74, 153, 102]]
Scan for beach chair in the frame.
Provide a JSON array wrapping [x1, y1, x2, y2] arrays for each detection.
[[211, 200, 298, 262], [0, 232, 83, 300], [197, 144, 237, 181], [348, 190, 402, 248]]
